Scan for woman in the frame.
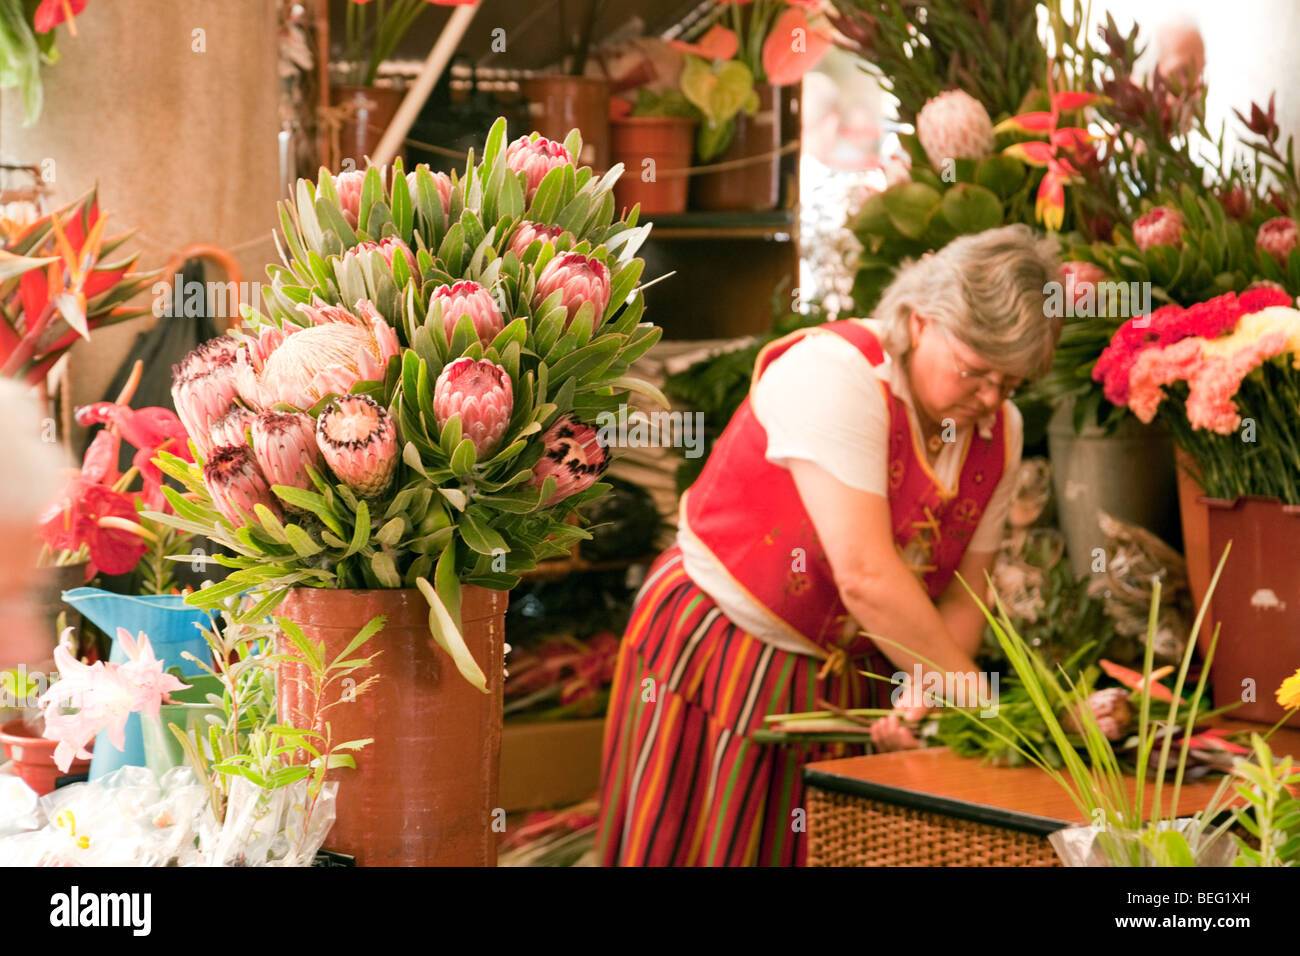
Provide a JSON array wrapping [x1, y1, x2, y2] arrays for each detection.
[[596, 224, 1062, 867]]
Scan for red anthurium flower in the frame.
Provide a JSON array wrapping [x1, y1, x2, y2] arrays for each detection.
[[1183, 729, 1251, 755], [80, 429, 121, 485], [78, 485, 148, 577], [33, 0, 86, 35], [669, 23, 739, 60], [762, 7, 832, 86]]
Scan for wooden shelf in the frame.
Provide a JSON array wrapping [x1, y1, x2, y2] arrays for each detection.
[[642, 209, 798, 241], [516, 553, 659, 583]]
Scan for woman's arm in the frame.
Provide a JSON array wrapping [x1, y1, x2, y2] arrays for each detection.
[[787, 458, 987, 695], [937, 548, 996, 660]]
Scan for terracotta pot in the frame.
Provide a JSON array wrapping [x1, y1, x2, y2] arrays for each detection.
[[330, 85, 404, 169], [520, 75, 610, 172], [611, 117, 696, 216], [692, 84, 782, 212], [276, 586, 506, 866], [1174, 447, 1217, 644], [1203, 497, 1300, 728], [0, 720, 92, 796]]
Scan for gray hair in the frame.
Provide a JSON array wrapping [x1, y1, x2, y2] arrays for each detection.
[[874, 224, 1063, 380]]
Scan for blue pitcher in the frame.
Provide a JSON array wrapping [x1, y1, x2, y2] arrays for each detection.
[[61, 588, 215, 780]]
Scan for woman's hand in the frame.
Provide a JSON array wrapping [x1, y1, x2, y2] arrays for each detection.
[[871, 677, 927, 752]]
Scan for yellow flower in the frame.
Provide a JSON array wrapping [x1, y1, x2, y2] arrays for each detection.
[[1276, 667, 1300, 711], [1201, 307, 1300, 368]]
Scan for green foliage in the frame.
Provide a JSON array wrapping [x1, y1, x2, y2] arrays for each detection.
[[1231, 734, 1300, 867]]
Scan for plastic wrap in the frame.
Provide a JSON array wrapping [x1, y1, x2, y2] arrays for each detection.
[[1049, 819, 1237, 867]]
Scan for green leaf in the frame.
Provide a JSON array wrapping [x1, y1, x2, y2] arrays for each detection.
[[458, 507, 509, 555], [284, 524, 324, 558], [434, 544, 461, 629], [883, 183, 942, 240], [416, 576, 487, 693], [345, 499, 370, 557], [272, 486, 346, 538], [975, 155, 1028, 200], [369, 551, 402, 587], [450, 437, 478, 477], [940, 183, 1004, 234]]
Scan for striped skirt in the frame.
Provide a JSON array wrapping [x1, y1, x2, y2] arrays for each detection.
[[596, 546, 892, 867]]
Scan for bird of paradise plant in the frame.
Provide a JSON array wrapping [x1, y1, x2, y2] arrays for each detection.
[[0, 188, 154, 386], [997, 86, 1103, 231]]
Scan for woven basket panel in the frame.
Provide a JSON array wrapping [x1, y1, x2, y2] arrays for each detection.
[[806, 787, 1062, 867]]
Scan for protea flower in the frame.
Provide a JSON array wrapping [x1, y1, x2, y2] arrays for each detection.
[[915, 90, 994, 171], [333, 169, 368, 228], [251, 411, 321, 496], [407, 166, 454, 223], [172, 340, 243, 458], [316, 395, 399, 498], [247, 299, 400, 410], [505, 135, 574, 200], [1217, 185, 1250, 220], [341, 236, 419, 280], [1063, 687, 1132, 742], [1256, 217, 1299, 265], [1133, 206, 1184, 251], [433, 358, 514, 459], [529, 414, 608, 507], [209, 405, 257, 450], [203, 445, 281, 527], [1060, 261, 1107, 311], [532, 252, 611, 327], [431, 280, 505, 347], [507, 221, 566, 261]]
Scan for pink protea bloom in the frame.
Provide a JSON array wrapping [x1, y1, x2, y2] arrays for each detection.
[[507, 221, 566, 261], [209, 405, 257, 450], [915, 90, 994, 170], [407, 166, 454, 223], [316, 395, 399, 498], [172, 339, 243, 458], [204, 444, 282, 527], [506, 135, 575, 201], [1133, 206, 1185, 251], [1060, 260, 1107, 311], [251, 411, 322, 497], [1256, 216, 1299, 265], [333, 169, 368, 228], [255, 299, 400, 409], [433, 358, 514, 460], [431, 280, 506, 348], [529, 414, 608, 507], [40, 629, 190, 773], [342, 236, 419, 282], [532, 252, 612, 327]]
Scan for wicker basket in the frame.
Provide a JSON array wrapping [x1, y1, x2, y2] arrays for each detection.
[[806, 786, 1062, 867]]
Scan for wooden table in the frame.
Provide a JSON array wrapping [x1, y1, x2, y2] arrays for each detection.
[[803, 725, 1300, 866]]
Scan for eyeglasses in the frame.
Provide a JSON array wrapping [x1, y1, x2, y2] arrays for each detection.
[[934, 322, 1021, 400]]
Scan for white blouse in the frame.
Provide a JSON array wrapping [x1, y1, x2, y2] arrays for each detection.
[[675, 318, 1022, 654]]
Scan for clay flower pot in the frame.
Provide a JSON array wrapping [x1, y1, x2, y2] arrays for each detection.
[[611, 116, 696, 216], [276, 585, 506, 866], [520, 75, 610, 171], [331, 84, 404, 168], [0, 720, 92, 796], [692, 84, 782, 212]]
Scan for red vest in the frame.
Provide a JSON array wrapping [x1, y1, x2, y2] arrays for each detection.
[[680, 320, 1008, 653]]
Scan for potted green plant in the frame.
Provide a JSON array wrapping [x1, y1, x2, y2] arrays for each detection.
[[610, 87, 699, 216], [520, 0, 611, 171], [675, 1, 832, 211], [0, 0, 88, 126]]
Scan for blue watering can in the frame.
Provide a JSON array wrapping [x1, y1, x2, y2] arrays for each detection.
[[60, 588, 215, 780]]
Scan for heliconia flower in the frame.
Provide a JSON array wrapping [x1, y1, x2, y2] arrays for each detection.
[[1002, 140, 1054, 166], [1133, 206, 1184, 251], [316, 395, 399, 498], [209, 405, 257, 450], [1098, 659, 1184, 704], [915, 90, 994, 171], [172, 339, 243, 458], [251, 411, 322, 496], [761, 7, 832, 86], [1035, 163, 1070, 232], [342, 236, 419, 280], [1256, 216, 1299, 265], [252, 299, 400, 410], [433, 358, 514, 459], [407, 166, 454, 223], [431, 280, 506, 348], [506, 135, 574, 201], [333, 169, 368, 228], [203, 444, 281, 527], [532, 252, 612, 327], [507, 221, 566, 261], [529, 414, 608, 507]]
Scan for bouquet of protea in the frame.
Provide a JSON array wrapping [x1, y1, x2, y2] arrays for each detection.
[[149, 119, 662, 690], [1094, 286, 1300, 503], [1, 188, 154, 385]]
